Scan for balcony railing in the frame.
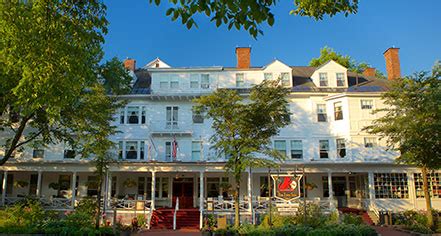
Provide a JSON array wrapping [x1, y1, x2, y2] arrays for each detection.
[[149, 120, 192, 136]]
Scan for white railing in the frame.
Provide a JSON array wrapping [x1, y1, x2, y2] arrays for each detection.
[[205, 197, 249, 212], [114, 199, 152, 210], [4, 197, 72, 209], [149, 120, 192, 134]]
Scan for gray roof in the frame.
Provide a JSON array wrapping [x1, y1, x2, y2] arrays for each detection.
[[130, 66, 391, 94]]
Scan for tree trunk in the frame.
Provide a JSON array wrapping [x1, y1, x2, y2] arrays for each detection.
[[421, 166, 433, 228], [95, 176, 103, 229], [0, 115, 32, 165], [234, 179, 241, 228]]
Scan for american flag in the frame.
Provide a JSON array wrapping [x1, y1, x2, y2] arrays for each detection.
[[172, 136, 178, 161]]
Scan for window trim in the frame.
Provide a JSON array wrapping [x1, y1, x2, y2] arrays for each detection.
[[319, 140, 329, 159], [361, 99, 374, 110], [236, 73, 245, 88], [319, 73, 328, 87], [334, 102, 343, 121], [316, 104, 327, 122], [336, 138, 346, 158], [336, 73, 345, 87]]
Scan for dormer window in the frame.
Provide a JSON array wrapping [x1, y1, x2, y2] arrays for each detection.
[[319, 73, 328, 86], [281, 72, 290, 86], [336, 73, 345, 87], [236, 73, 244, 87]]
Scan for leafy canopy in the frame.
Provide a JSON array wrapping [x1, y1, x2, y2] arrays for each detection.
[[364, 61, 441, 169], [0, 0, 132, 165], [309, 46, 386, 78], [153, 0, 358, 38], [194, 79, 291, 180]]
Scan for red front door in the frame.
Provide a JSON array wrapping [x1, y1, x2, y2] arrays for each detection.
[[172, 179, 194, 209]]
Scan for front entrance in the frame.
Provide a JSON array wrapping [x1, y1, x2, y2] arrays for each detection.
[[332, 176, 347, 208], [172, 178, 194, 209]]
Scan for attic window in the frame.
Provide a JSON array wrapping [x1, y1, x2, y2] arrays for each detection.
[[319, 73, 328, 87], [155, 62, 159, 68], [336, 73, 345, 87], [281, 73, 290, 86]]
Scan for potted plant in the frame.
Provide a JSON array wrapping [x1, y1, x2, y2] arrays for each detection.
[[305, 182, 317, 191], [123, 178, 137, 188], [202, 214, 216, 236], [13, 180, 29, 188]]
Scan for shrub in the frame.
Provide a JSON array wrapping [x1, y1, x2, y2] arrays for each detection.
[[394, 210, 428, 227], [341, 213, 364, 225]]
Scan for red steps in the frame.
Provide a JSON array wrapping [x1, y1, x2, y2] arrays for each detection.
[[150, 208, 200, 230], [338, 207, 374, 225]]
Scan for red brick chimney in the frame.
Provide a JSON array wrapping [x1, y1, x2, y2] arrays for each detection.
[[123, 58, 136, 71], [363, 67, 376, 77], [236, 47, 251, 69], [383, 48, 401, 80]]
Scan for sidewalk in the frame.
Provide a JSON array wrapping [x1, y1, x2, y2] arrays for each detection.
[[137, 229, 201, 236], [373, 226, 412, 236]]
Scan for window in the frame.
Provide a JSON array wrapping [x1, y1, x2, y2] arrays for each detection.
[[281, 72, 290, 86], [166, 106, 179, 129], [334, 102, 343, 120], [87, 176, 98, 197], [319, 73, 328, 86], [29, 174, 38, 195], [160, 78, 168, 89], [153, 177, 169, 198], [414, 173, 441, 198], [165, 141, 178, 161], [111, 176, 117, 197], [64, 149, 76, 159], [33, 149, 44, 159], [260, 176, 269, 197], [374, 173, 408, 198], [207, 177, 220, 197], [361, 100, 373, 110], [336, 139, 346, 158], [264, 73, 273, 80], [274, 140, 286, 157], [127, 106, 139, 124], [290, 140, 303, 159], [336, 73, 345, 86], [322, 176, 329, 197], [138, 177, 146, 196], [319, 140, 329, 158], [190, 74, 199, 88], [140, 141, 145, 160], [141, 107, 146, 124], [192, 141, 201, 161], [170, 77, 179, 89], [125, 141, 138, 159], [119, 109, 125, 124], [118, 141, 123, 159], [236, 73, 244, 87], [201, 74, 210, 89], [317, 104, 327, 122], [192, 106, 204, 124], [364, 138, 377, 148]]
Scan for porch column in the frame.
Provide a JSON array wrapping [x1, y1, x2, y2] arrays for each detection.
[[368, 171, 375, 210], [151, 171, 156, 210], [199, 171, 204, 229], [71, 172, 77, 208], [247, 169, 252, 213], [36, 171, 42, 198], [407, 171, 417, 209], [107, 172, 112, 208], [328, 172, 334, 209], [1, 171, 7, 206], [103, 171, 109, 211]]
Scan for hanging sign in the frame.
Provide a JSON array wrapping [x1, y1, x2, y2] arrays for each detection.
[[271, 174, 303, 201]]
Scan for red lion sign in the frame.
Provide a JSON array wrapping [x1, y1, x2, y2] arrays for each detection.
[[272, 174, 303, 200]]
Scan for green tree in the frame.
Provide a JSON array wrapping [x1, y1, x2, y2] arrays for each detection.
[[309, 46, 386, 78], [194, 79, 290, 227], [364, 61, 441, 228], [0, 1, 131, 165], [155, 0, 358, 38]]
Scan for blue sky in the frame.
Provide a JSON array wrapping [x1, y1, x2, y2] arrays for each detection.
[[103, 0, 441, 76]]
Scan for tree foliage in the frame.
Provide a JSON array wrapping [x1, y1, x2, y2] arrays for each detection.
[[309, 46, 386, 78], [194, 79, 290, 226], [154, 0, 358, 38], [365, 61, 441, 227], [0, 0, 132, 165]]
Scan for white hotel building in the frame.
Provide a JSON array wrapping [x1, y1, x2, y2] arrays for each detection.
[[0, 47, 440, 227]]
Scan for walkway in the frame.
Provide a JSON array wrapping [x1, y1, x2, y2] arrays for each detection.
[[373, 226, 412, 236], [137, 229, 201, 236]]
